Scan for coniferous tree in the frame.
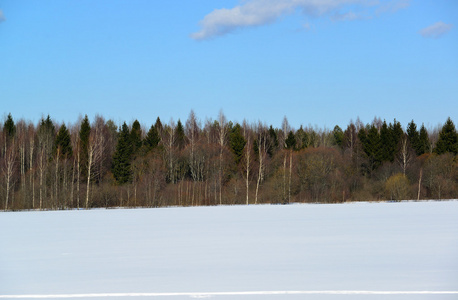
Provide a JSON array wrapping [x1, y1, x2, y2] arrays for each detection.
[[418, 124, 430, 155], [144, 124, 160, 152], [407, 120, 420, 155], [295, 126, 308, 150], [112, 122, 132, 184], [434, 117, 458, 155], [175, 120, 186, 150], [79, 115, 91, 177], [359, 125, 382, 173], [268, 125, 279, 156], [333, 125, 344, 148], [390, 119, 403, 159], [130, 120, 142, 156], [285, 131, 296, 150], [230, 123, 246, 164], [379, 121, 392, 162], [154, 117, 163, 133], [3, 113, 16, 141], [54, 124, 73, 159]]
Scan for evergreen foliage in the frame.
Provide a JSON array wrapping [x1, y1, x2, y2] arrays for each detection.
[[175, 120, 186, 150], [390, 119, 403, 156], [268, 125, 279, 156], [112, 122, 132, 184], [295, 126, 308, 150], [0, 113, 456, 211], [379, 120, 403, 162], [154, 117, 163, 133], [3, 113, 16, 139], [285, 131, 296, 150], [434, 117, 458, 155], [359, 125, 382, 172], [79, 115, 91, 177], [230, 123, 246, 164], [144, 124, 160, 152], [333, 125, 344, 148], [54, 124, 73, 159], [379, 121, 392, 162], [407, 120, 420, 155], [130, 120, 142, 155], [418, 124, 430, 155]]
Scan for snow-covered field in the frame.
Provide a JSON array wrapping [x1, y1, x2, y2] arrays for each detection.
[[1, 201, 457, 299]]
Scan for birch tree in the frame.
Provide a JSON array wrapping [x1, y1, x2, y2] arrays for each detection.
[[217, 110, 228, 205], [241, 121, 254, 205], [186, 110, 200, 182], [397, 134, 414, 175], [254, 123, 269, 204], [85, 118, 106, 209], [2, 140, 17, 211], [162, 119, 177, 183]]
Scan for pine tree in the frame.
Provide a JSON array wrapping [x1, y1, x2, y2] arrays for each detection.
[[3, 113, 16, 140], [379, 121, 392, 162], [175, 120, 186, 150], [333, 125, 344, 148], [407, 120, 420, 155], [54, 124, 73, 159], [144, 124, 160, 152], [390, 119, 403, 156], [359, 125, 382, 172], [112, 122, 132, 184], [434, 117, 458, 155], [79, 115, 91, 177], [285, 131, 296, 150], [154, 117, 163, 133], [295, 126, 308, 150], [268, 125, 279, 156], [130, 120, 142, 155], [418, 124, 430, 155], [230, 123, 246, 164]]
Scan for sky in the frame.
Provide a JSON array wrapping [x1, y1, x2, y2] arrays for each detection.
[[0, 0, 457, 130]]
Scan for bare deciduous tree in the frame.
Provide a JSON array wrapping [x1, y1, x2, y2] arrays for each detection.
[[2, 140, 17, 210], [217, 110, 227, 205], [255, 123, 269, 204], [397, 134, 414, 175], [85, 117, 106, 209]]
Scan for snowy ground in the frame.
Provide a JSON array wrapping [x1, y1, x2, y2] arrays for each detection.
[[1, 201, 457, 299]]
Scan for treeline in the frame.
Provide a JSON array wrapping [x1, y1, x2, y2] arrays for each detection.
[[1, 111, 457, 211]]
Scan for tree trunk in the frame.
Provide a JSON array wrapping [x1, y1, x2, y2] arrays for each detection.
[[77, 152, 80, 209], [29, 142, 35, 209], [39, 149, 44, 210], [85, 146, 93, 209], [289, 150, 292, 203], [55, 149, 59, 209], [417, 168, 422, 201], [71, 158, 75, 208]]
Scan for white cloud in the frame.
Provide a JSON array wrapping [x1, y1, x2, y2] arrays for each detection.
[[0, 10, 5, 23], [419, 21, 453, 39], [376, 0, 409, 15], [331, 11, 364, 22], [191, 0, 410, 40]]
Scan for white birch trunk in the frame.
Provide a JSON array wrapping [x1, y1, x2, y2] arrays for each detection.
[[85, 145, 93, 209]]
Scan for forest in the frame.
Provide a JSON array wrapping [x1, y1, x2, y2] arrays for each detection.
[[1, 111, 457, 211]]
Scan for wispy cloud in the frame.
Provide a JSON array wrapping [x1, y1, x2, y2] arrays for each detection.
[[191, 0, 410, 40], [419, 21, 453, 39], [0, 10, 5, 23], [376, 0, 409, 15]]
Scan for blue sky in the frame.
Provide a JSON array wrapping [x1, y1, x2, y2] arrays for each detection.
[[0, 0, 457, 130]]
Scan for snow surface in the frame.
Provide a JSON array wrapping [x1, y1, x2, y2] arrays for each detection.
[[1, 201, 457, 299]]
